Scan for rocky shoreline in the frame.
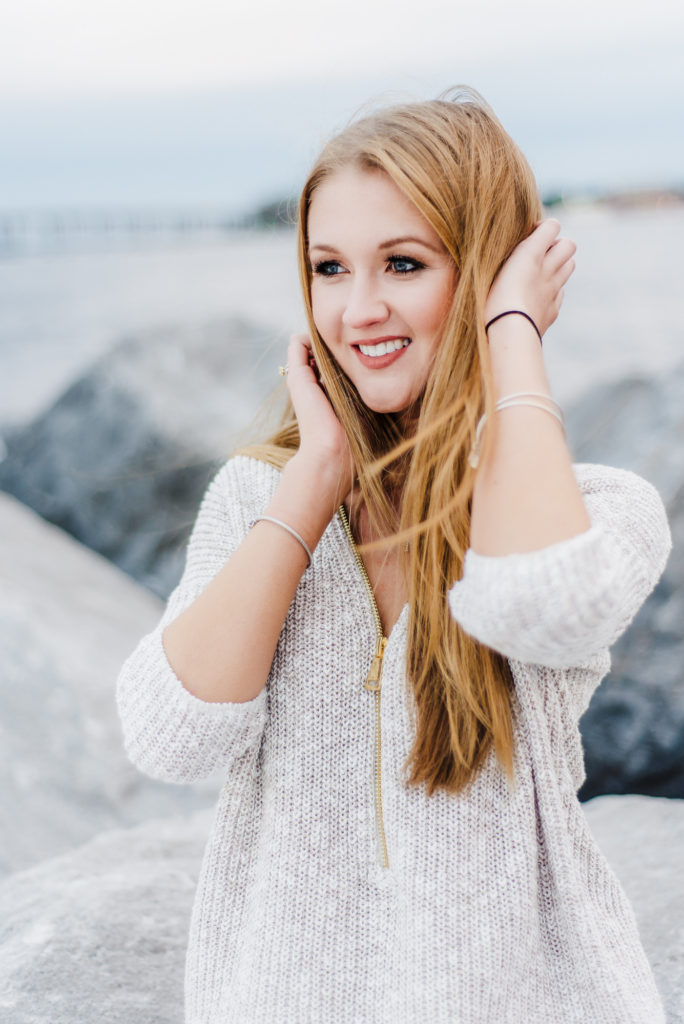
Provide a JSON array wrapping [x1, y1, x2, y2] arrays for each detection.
[[1, 796, 680, 1023], [2, 319, 682, 799], [0, 317, 682, 1020]]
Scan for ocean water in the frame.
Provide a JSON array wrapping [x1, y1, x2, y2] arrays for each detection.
[[1, 206, 683, 430], [0, 228, 301, 429]]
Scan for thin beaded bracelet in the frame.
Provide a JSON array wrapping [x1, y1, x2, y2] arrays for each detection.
[[251, 516, 313, 566]]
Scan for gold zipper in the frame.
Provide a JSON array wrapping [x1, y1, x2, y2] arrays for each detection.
[[338, 504, 390, 869]]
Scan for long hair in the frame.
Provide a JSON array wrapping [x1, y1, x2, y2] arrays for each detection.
[[243, 88, 543, 794]]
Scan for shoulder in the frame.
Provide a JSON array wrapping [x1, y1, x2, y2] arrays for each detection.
[[211, 453, 283, 493], [185, 455, 283, 563], [573, 462, 666, 516], [200, 455, 283, 515], [573, 463, 671, 569], [574, 461, 662, 500]]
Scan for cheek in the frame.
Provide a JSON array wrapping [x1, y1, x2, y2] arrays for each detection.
[[409, 290, 449, 339], [422, 280, 454, 337], [311, 288, 340, 342]]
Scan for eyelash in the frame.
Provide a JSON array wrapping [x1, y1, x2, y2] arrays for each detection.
[[311, 255, 426, 277]]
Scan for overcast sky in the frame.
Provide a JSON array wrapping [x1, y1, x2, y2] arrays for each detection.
[[1, 0, 682, 209], [3, 0, 683, 96]]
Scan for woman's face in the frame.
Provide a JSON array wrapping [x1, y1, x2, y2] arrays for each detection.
[[308, 166, 456, 415]]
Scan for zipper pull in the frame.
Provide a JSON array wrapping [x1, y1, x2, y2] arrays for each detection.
[[364, 636, 387, 692]]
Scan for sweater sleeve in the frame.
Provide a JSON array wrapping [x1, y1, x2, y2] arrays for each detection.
[[116, 456, 278, 784], [447, 464, 671, 669]]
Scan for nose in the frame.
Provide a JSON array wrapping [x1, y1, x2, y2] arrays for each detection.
[[341, 275, 390, 329]]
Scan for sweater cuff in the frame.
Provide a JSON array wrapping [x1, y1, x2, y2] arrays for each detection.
[[448, 524, 635, 668], [117, 629, 268, 783]]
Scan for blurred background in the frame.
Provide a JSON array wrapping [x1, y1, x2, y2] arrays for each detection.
[[1, 2, 683, 1019], [1, 0, 683, 811], [1, 0, 684, 420]]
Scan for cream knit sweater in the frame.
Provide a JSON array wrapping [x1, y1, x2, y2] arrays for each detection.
[[117, 457, 671, 1024]]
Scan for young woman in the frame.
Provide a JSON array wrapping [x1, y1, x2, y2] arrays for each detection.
[[117, 90, 671, 1022]]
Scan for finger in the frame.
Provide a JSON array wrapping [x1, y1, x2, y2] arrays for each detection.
[[531, 218, 562, 250], [287, 333, 313, 370], [288, 335, 325, 395], [545, 237, 576, 272], [553, 255, 576, 291]]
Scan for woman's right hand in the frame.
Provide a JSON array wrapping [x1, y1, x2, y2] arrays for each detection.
[[161, 333, 354, 707], [285, 333, 355, 509]]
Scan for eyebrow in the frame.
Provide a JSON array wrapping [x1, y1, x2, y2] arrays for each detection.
[[379, 235, 444, 253], [309, 235, 445, 255]]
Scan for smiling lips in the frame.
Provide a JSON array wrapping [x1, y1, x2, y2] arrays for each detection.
[[353, 337, 411, 369]]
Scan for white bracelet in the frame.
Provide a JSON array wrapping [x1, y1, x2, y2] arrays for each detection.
[[251, 515, 313, 567], [494, 390, 564, 425], [468, 392, 564, 469], [495, 397, 564, 428]]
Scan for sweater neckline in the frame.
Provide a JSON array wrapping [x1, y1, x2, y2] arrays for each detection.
[[332, 507, 409, 647]]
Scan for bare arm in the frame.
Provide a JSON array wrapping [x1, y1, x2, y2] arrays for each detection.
[[470, 219, 590, 556], [162, 334, 354, 704]]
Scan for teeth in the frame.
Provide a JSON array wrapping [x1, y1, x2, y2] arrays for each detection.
[[358, 339, 410, 357]]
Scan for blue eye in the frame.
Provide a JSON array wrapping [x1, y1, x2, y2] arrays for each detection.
[[312, 260, 345, 276], [388, 256, 424, 274]]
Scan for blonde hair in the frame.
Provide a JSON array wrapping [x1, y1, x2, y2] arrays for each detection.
[[242, 87, 543, 794]]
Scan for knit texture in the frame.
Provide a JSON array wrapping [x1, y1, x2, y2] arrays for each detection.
[[117, 457, 671, 1024]]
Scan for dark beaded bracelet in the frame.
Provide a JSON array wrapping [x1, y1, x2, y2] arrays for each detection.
[[484, 310, 543, 345]]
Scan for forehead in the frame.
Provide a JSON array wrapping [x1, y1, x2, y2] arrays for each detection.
[[307, 166, 439, 248]]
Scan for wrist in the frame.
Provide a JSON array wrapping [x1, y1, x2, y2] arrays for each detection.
[[267, 454, 347, 551], [486, 317, 549, 396], [485, 309, 542, 345], [290, 446, 353, 502]]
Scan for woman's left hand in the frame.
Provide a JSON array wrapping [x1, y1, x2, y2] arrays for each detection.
[[484, 219, 576, 337]]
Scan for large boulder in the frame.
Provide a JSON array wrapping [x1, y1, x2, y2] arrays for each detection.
[[564, 365, 684, 799], [0, 317, 283, 597], [583, 795, 684, 1021], [0, 811, 211, 1024], [0, 493, 221, 879], [1, 317, 681, 803], [0, 797, 680, 1024]]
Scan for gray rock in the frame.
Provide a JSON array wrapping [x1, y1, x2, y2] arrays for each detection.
[[565, 367, 684, 507], [584, 795, 684, 1022], [2, 317, 681, 806], [0, 493, 221, 879], [0, 318, 283, 597], [565, 365, 684, 800], [0, 797, 681, 1024], [0, 811, 211, 1024]]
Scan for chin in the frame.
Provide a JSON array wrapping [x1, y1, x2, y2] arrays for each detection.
[[360, 394, 413, 416], [351, 374, 424, 418]]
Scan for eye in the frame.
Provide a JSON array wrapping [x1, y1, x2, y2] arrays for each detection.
[[312, 260, 346, 277], [387, 255, 425, 274]]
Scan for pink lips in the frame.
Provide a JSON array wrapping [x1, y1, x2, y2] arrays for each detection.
[[352, 337, 411, 370]]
